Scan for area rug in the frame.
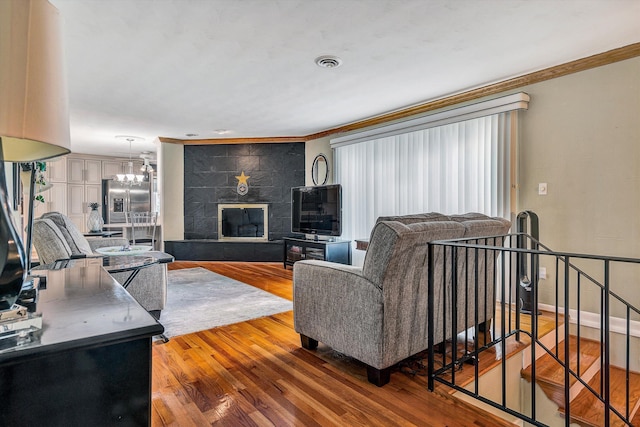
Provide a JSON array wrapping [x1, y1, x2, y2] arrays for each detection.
[[158, 267, 292, 339]]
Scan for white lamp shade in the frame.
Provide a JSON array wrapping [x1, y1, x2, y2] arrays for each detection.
[[0, 0, 70, 162]]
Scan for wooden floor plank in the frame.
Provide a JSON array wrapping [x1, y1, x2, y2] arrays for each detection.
[[153, 261, 516, 426]]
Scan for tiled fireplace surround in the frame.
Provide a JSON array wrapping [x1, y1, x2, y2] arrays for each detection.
[[165, 143, 306, 261]]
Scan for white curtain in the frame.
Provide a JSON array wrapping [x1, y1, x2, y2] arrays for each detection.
[[334, 112, 513, 257]]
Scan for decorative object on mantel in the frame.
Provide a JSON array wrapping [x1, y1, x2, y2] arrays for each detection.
[[235, 171, 250, 196], [87, 202, 103, 232], [0, 0, 71, 311], [114, 136, 145, 186]]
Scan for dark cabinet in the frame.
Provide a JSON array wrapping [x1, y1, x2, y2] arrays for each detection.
[[0, 259, 162, 426], [284, 237, 351, 268]]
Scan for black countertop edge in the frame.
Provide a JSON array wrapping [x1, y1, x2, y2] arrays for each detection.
[[0, 324, 164, 363]]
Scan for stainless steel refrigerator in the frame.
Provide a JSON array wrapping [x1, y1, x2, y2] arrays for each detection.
[[102, 179, 151, 224]]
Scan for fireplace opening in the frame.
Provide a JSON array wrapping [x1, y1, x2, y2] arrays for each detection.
[[218, 204, 268, 241]]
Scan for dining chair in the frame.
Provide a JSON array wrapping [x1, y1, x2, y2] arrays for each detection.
[[125, 211, 158, 249]]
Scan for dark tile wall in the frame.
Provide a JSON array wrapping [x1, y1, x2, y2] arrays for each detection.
[[184, 143, 305, 240]]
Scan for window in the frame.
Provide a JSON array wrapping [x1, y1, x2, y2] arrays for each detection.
[[332, 93, 528, 249]]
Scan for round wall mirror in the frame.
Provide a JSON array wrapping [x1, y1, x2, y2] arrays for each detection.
[[311, 154, 329, 186]]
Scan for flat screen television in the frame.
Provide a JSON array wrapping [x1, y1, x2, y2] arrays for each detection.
[[291, 184, 342, 237]]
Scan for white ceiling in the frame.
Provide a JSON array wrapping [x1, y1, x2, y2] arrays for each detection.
[[50, 0, 640, 158]]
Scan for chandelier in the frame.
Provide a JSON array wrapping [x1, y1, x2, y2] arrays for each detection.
[[140, 156, 154, 174], [115, 136, 145, 185]]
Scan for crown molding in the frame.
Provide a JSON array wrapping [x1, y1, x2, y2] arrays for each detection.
[[307, 42, 640, 141], [159, 136, 306, 145], [160, 42, 640, 145]]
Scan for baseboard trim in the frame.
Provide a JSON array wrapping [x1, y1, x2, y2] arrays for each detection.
[[538, 303, 640, 338]]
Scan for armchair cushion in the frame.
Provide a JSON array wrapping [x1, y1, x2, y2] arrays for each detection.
[[40, 212, 93, 256], [31, 218, 73, 263], [87, 238, 129, 251]]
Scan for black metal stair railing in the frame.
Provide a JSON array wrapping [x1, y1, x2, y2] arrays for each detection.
[[427, 230, 640, 426]]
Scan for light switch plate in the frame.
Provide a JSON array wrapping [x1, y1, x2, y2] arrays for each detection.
[[538, 183, 548, 195]]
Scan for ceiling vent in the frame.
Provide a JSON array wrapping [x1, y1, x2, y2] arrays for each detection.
[[315, 55, 343, 69]]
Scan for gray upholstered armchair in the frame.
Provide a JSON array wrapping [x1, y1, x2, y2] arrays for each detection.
[[32, 212, 167, 317], [293, 213, 510, 386]]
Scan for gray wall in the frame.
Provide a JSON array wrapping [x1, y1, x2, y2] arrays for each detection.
[[183, 143, 305, 240], [516, 56, 640, 314]]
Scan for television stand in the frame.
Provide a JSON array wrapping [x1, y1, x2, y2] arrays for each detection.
[[283, 237, 351, 269]]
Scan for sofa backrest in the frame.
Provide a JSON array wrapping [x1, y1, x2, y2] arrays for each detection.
[[375, 212, 450, 225], [439, 217, 511, 345], [361, 220, 466, 359], [448, 212, 494, 223], [32, 218, 74, 264], [364, 214, 511, 354], [362, 220, 466, 289], [375, 212, 511, 228], [40, 212, 93, 256], [460, 217, 511, 238]]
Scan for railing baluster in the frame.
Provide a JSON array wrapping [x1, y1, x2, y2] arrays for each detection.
[[474, 244, 479, 395], [443, 246, 449, 370], [564, 255, 571, 427], [510, 235, 516, 342], [427, 243, 435, 392], [515, 235, 522, 340], [530, 246, 538, 422], [555, 257, 560, 358], [601, 277, 605, 397], [451, 246, 458, 387], [577, 273, 581, 377], [603, 260, 610, 427], [626, 306, 631, 421], [464, 245, 470, 362], [500, 249, 507, 409]]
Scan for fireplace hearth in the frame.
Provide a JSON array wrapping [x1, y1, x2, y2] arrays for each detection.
[[218, 204, 268, 241]]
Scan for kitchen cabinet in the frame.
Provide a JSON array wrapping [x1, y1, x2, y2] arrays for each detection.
[[102, 160, 144, 180], [102, 160, 123, 179], [45, 157, 67, 183], [0, 260, 162, 426], [68, 158, 101, 184], [67, 183, 101, 232]]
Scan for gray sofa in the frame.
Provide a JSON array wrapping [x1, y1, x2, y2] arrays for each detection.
[[293, 212, 510, 386], [32, 212, 168, 317]]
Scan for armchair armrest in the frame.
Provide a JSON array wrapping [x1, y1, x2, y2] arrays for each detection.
[[88, 238, 128, 251], [293, 260, 375, 297], [293, 260, 385, 368]]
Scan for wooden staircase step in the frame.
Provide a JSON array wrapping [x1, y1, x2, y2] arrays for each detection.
[[521, 335, 601, 408], [559, 367, 640, 427]]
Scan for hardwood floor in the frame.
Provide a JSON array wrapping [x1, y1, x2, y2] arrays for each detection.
[[154, 261, 514, 426]]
